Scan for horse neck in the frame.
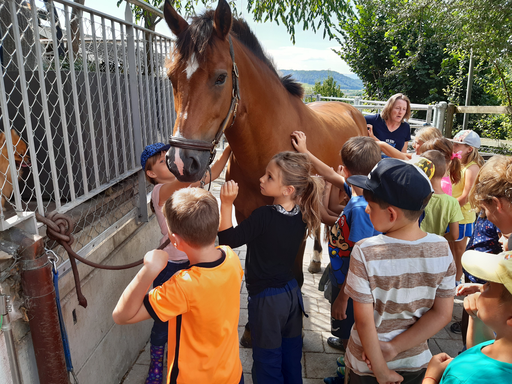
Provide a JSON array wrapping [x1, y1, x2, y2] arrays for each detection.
[[225, 41, 309, 172]]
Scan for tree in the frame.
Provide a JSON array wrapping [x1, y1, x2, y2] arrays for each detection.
[[312, 75, 344, 98]]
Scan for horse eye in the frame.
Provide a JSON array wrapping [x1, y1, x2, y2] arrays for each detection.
[[215, 74, 227, 85]]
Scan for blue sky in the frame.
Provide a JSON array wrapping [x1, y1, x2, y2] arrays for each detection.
[[83, 0, 353, 73]]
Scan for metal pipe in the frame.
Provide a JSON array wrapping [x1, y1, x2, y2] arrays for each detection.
[[1, 294, 22, 384], [20, 235, 69, 384]]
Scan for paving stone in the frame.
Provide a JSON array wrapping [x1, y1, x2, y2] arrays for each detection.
[[435, 337, 464, 358], [428, 339, 443, 355], [239, 308, 248, 326], [243, 373, 253, 384], [121, 363, 148, 384], [304, 352, 339, 379], [240, 348, 253, 373], [303, 330, 325, 353]]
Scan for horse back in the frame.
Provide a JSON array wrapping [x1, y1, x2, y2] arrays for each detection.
[[302, 101, 368, 171]]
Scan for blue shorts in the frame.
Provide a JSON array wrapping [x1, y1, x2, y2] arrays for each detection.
[[447, 222, 475, 241], [456, 222, 475, 241]]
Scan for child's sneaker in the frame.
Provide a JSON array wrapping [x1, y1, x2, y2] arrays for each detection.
[[337, 366, 345, 378], [336, 355, 345, 368]]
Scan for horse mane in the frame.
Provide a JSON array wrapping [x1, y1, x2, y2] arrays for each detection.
[[172, 10, 304, 99]]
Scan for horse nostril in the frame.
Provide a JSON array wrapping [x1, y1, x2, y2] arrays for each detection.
[[188, 154, 201, 175]]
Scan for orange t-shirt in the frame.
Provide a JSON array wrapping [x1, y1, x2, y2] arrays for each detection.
[[145, 246, 243, 384]]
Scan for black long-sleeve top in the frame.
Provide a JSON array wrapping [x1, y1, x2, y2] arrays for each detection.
[[218, 205, 307, 296]]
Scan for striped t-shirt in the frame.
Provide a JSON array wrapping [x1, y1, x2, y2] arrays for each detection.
[[344, 233, 456, 376]]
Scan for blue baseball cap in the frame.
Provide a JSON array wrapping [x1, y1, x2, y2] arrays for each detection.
[[347, 158, 433, 211], [140, 143, 171, 170]]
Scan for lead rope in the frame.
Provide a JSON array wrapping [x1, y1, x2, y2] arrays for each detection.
[[48, 249, 79, 384], [36, 212, 170, 308]]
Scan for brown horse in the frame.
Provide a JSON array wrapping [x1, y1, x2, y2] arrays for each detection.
[[163, 0, 367, 283]]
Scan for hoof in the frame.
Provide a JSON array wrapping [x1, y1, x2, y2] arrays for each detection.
[[308, 260, 321, 274], [240, 327, 252, 348]]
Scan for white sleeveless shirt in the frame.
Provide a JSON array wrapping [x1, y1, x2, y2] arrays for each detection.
[[151, 184, 188, 262]]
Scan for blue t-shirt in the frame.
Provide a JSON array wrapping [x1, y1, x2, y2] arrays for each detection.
[[365, 113, 411, 152], [440, 340, 512, 384], [328, 195, 380, 286]]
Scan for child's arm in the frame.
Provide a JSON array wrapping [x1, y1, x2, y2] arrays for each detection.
[[376, 296, 453, 362], [424, 353, 453, 384], [444, 221, 459, 242], [375, 141, 411, 160], [328, 166, 348, 214], [112, 250, 168, 324], [353, 301, 404, 383], [321, 181, 341, 226], [291, 131, 345, 188], [456, 163, 479, 206], [202, 145, 232, 184], [464, 292, 495, 348], [219, 180, 238, 231], [332, 280, 349, 320]]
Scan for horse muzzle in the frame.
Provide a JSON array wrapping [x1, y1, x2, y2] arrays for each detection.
[[165, 147, 211, 182]]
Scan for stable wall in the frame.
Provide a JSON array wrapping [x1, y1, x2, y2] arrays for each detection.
[[0, 213, 161, 384]]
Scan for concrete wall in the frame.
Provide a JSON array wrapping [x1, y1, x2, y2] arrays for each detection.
[[0, 212, 161, 384]]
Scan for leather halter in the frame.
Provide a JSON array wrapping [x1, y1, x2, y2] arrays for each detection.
[[168, 35, 240, 165]]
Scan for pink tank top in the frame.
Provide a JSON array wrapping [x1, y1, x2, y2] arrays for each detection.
[[152, 184, 188, 262], [441, 176, 452, 196]]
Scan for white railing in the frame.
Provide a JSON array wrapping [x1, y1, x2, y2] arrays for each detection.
[[304, 94, 449, 133]]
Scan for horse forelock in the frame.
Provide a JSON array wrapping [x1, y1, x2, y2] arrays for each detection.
[[167, 9, 303, 97]]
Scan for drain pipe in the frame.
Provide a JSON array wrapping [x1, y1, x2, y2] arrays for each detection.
[[19, 232, 69, 384], [1, 294, 22, 384]]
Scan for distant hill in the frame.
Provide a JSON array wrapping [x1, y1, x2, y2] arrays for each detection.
[[279, 69, 363, 90]]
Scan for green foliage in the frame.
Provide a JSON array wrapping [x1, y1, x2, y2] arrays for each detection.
[[312, 75, 344, 98]]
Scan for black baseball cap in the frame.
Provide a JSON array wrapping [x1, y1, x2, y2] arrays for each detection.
[[347, 158, 434, 211]]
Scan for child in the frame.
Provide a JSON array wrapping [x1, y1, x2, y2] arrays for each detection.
[[419, 150, 463, 241], [112, 188, 244, 384], [140, 142, 231, 383], [423, 249, 512, 384], [419, 137, 461, 196], [344, 158, 456, 384], [291, 131, 381, 360], [449, 130, 484, 283], [218, 151, 322, 384]]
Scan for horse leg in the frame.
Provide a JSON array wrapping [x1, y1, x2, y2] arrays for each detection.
[[308, 226, 323, 274]]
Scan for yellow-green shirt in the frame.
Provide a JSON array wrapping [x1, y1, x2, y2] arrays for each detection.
[[421, 193, 464, 235]]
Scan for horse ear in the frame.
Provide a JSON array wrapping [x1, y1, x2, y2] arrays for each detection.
[[163, 0, 189, 36], [213, 0, 232, 41]]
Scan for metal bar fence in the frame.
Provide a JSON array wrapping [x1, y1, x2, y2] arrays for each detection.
[[304, 94, 446, 131], [0, 0, 174, 273]]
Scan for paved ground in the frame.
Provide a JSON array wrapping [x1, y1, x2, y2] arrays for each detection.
[[120, 238, 465, 383]]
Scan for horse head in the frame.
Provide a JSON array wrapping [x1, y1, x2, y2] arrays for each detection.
[[163, 0, 238, 182]]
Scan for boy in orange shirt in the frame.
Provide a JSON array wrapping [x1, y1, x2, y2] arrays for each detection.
[[113, 188, 244, 384]]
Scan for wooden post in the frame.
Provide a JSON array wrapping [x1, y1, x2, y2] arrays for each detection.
[[445, 103, 456, 138]]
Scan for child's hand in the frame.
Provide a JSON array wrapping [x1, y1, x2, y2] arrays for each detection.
[[367, 124, 377, 141], [361, 340, 399, 369], [424, 353, 453, 383], [464, 292, 481, 318], [456, 283, 482, 296], [220, 180, 239, 205], [332, 294, 348, 320], [291, 131, 308, 153], [375, 368, 404, 384], [143, 249, 168, 275]]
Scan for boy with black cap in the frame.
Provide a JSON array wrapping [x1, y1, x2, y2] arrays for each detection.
[[344, 158, 456, 384]]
